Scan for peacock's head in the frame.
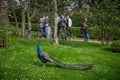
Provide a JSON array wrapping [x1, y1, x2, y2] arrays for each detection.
[[37, 43, 41, 54]]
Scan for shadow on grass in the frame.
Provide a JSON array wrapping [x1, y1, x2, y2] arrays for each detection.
[[103, 47, 112, 52], [103, 47, 120, 54], [31, 60, 93, 70], [31, 61, 57, 68]]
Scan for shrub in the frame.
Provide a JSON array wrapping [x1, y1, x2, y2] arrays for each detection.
[[10, 22, 21, 27], [10, 22, 39, 31], [70, 27, 82, 38], [111, 40, 120, 52]]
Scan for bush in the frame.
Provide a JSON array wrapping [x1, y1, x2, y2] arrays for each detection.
[[111, 40, 120, 52], [10, 22, 21, 27], [9, 24, 85, 38], [10, 22, 39, 31], [70, 27, 83, 38]]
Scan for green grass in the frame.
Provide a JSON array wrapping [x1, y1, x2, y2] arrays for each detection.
[[0, 36, 120, 80]]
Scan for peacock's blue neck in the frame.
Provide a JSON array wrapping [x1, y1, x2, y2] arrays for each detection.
[[37, 44, 41, 55]]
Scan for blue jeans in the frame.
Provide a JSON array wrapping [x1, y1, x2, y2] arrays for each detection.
[[82, 29, 89, 42], [42, 27, 46, 38], [45, 26, 51, 38]]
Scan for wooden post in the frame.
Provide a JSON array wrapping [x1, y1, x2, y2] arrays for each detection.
[[0, 30, 4, 47]]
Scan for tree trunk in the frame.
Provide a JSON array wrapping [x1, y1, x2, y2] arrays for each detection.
[[101, 37, 110, 45], [22, 9, 25, 37], [26, 0, 37, 40], [27, 22, 31, 40], [27, 13, 32, 40], [53, 0, 58, 45], [20, 0, 26, 37], [0, 2, 9, 48], [13, 11, 20, 36]]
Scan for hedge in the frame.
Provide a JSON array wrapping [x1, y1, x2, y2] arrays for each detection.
[[111, 40, 120, 52], [10, 22, 83, 38], [10, 22, 38, 31], [70, 27, 83, 38]]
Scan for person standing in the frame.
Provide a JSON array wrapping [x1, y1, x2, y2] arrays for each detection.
[[58, 14, 67, 40], [66, 15, 72, 39], [40, 16, 46, 39], [82, 17, 89, 42], [44, 16, 51, 38], [57, 15, 61, 38]]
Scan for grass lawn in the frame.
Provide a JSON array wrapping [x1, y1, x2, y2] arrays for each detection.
[[0, 36, 120, 80]]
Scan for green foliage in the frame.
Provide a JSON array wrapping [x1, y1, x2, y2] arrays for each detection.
[[87, 0, 120, 45], [0, 30, 4, 47], [10, 23, 83, 38], [88, 25, 120, 41], [0, 36, 120, 80], [71, 15, 83, 27], [10, 22, 20, 27], [70, 27, 82, 38], [111, 40, 120, 52], [5, 0, 120, 42], [0, 24, 5, 30], [10, 22, 39, 31]]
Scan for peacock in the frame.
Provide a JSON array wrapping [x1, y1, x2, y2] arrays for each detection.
[[37, 43, 92, 70]]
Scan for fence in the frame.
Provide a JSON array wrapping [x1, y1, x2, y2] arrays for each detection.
[[0, 30, 7, 47]]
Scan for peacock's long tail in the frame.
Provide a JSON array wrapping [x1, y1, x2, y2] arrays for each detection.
[[50, 56, 92, 70]]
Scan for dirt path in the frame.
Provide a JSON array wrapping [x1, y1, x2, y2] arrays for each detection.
[[68, 39, 101, 44]]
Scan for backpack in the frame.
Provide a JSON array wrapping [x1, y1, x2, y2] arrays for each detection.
[[58, 19, 67, 28]]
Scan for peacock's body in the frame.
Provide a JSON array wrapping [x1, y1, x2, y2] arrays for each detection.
[[37, 43, 92, 70]]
